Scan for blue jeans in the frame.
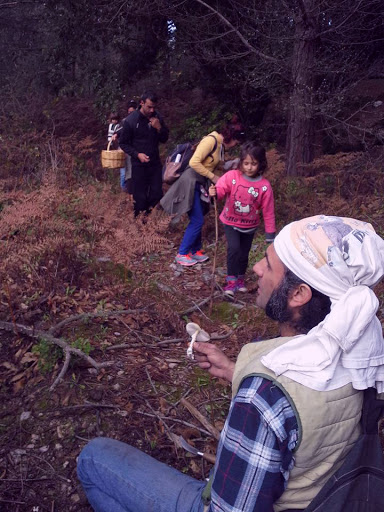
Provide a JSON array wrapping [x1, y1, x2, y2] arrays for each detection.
[[120, 168, 126, 190], [178, 186, 204, 255], [77, 437, 206, 512]]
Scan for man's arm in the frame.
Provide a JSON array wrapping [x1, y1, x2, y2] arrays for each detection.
[[150, 113, 169, 143], [209, 376, 298, 511], [119, 118, 138, 159], [261, 181, 276, 238], [158, 117, 169, 143]]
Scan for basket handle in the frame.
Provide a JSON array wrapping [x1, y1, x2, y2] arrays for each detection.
[[107, 139, 113, 151]]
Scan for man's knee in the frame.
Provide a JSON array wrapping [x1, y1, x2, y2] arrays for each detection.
[[78, 437, 118, 472]]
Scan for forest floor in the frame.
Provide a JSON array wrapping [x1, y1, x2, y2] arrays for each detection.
[[0, 147, 384, 511]]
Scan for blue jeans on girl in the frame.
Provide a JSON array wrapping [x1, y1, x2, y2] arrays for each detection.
[[178, 186, 204, 255], [120, 167, 127, 190]]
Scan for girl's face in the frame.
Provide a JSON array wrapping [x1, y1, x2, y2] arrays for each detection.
[[241, 154, 260, 178]]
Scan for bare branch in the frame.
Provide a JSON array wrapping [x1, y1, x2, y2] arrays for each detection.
[[193, 0, 285, 68], [49, 308, 147, 336]]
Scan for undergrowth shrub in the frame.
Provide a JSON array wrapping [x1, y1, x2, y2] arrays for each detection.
[[0, 181, 173, 321]]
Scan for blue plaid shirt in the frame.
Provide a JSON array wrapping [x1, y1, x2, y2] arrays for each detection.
[[209, 376, 299, 511]]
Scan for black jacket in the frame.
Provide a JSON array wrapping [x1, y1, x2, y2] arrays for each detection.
[[119, 109, 169, 165]]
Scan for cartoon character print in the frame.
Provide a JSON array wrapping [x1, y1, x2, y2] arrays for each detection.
[[306, 216, 354, 266], [233, 184, 259, 216], [299, 215, 370, 272]]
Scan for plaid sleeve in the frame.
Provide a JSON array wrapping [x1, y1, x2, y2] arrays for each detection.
[[209, 376, 298, 512]]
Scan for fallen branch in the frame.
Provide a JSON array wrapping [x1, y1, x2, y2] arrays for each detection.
[[105, 338, 184, 351], [180, 292, 221, 316], [135, 411, 213, 437], [50, 347, 71, 391], [180, 398, 221, 440], [0, 320, 114, 391], [58, 402, 119, 410], [49, 308, 146, 336]]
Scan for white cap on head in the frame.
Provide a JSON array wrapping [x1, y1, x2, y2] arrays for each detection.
[[262, 215, 384, 392]]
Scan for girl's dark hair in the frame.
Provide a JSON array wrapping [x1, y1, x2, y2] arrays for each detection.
[[240, 142, 268, 174], [110, 112, 120, 121], [221, 120, 246, 144]]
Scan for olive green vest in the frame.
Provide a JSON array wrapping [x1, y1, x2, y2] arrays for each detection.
[[233, 337, 363, 511]]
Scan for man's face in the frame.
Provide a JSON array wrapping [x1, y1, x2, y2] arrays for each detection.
[[140, 99, 157, 118], [253, 244, 286, 311]]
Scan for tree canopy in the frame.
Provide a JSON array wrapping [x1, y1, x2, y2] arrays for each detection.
[[1, 0, 383, 175]]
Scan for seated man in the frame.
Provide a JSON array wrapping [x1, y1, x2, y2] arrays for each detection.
[[77, 215, 384, 512]]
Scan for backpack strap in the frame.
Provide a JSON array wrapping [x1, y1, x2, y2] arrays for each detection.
[[204, 134, 218, 163], [361, 387, 384, 434]]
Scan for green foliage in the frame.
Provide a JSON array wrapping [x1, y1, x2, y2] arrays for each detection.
[[71, 337, 92, 356], [248, 234, 268, 268], [231, 312, 240, 329], [210, 301, 239, 325], [144, 430, 157, 450], [32, 338, 63, 374], [171, 108, 233, 144], [93, 70, 124, 122], [192, 367, 212, 389], [90, 260, 133, 284], [32, 336, 92, 376]]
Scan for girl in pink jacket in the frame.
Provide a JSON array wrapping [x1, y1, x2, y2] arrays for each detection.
[[209, 142, 275, 296]]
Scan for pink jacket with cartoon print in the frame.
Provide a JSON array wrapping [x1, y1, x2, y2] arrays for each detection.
[[215, 169, 275, 233]]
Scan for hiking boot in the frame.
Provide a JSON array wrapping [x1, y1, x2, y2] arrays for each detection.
[[191, 250, 209, 263], [175, 254, 197, 266], [223, 276, 237, 297], [236, 276, 248, 293]]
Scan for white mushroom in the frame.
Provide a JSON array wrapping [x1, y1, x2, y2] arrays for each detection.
[[186, 322, 210, 360]]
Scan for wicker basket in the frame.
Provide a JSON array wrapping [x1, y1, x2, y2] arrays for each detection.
[[101, 140, 126, 168]]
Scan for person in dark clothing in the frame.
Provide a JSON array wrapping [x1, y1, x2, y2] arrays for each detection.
[[119, 91, 169, 216]]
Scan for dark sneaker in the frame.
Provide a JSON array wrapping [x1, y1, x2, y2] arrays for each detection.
[[236, 277, 248, 293], [175, 254, 197, 266], [191, 250, 209, 263], [223, 277, 237, 297]]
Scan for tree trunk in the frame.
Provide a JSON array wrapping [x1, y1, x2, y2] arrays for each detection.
[[285, 2, 318, 176]]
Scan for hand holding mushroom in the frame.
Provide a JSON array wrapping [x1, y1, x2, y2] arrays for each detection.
[[186, 323, 210, 360], [186, 322, 235, 383]]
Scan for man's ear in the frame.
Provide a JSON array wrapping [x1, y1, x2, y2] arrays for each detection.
[[288, 283, 312, 308]]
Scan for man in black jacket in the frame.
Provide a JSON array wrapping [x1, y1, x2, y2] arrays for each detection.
[[119, 91, 169, 216]]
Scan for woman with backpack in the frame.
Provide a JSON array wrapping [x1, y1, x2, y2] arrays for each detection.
[[161, 119, 245, 267]]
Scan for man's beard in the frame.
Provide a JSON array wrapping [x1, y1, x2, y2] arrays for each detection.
[[265, 275, 294, 324]]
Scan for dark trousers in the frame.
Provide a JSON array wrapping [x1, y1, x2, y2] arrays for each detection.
[[223, 224, 255, 277], [132, 162, 163, 216]]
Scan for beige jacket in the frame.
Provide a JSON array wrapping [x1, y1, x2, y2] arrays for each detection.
[[233, 337, 363, 511]]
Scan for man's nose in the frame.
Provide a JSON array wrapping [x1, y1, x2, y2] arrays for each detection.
[[253, 260, 263, 276]]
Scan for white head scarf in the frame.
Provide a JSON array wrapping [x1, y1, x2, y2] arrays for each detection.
[[261, 215, 384, 392]]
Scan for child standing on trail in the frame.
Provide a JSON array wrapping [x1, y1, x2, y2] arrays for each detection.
[[107, 112, 121, 142], [107, 112, 127, 192], [209, 142, 275, 297]]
